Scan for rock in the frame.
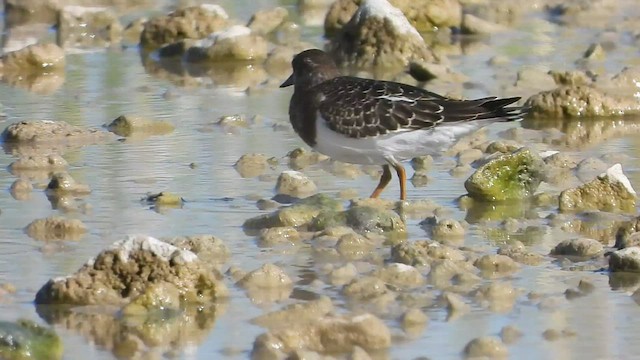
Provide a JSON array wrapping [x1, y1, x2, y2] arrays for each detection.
[[46, 172, 91, 195], [235, 153, 275, 178], [461, 13, 506, 35], [329, 0, 441, 69], [45, 172, 90, 195], [252, 296, 333, 329], [473, 282, 517, 313], [275, 170, 318, 198], [185, 26, 269, 63], [140, 5, 229, 48], [35, 235, 227, 305], [484, 140, 522, 154], [312, 205, 406, 234], [4, 0, 60, 25], [329, 263, 359, 286], [2, 120, 113, 151], [463, 336, 508, 358], [9, 154, 67, 171], [500, 325, 523, 345], [57, 6, 122, 48], [2, 43, 65, 72], [525, 85, 640, 118], [0, 319, 62, 360], [559, 164, 636, 212], [324, 0, 462, 36], [243, 194, 343, 230], [431, 218, 465, 239], [10, 178, 33, 200], [106, 115, 174, 137], [237, 263, 293, 289], [550, 238, 603, 257], [457, 148, 484, 165], [143, 192, 183, 207], [288, 147, 328, 170], [401, 308, 428, 332], [430, 260, 480, 291], [259, 227, 301, 246], [343, 276, 389, 300], [251, 313, 390, 357], [25, 216, 87, 241], [465, 148, 545, 201], [474, 254, 519, 275], [609, 247, 640, 273], [163, 234, 230, 264], [374, 263, 425, 289], [497, 243, 544, 265], [247, 7, 288, 35], [336, 232, 376, 257], [391, 240, 465, 266], [411, 155, 433, 171]]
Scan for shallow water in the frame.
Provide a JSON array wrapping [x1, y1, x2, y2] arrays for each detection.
[[2, 0, 640, 359]]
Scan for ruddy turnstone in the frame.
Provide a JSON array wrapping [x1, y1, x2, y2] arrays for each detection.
[[280, 49, 527, 200]]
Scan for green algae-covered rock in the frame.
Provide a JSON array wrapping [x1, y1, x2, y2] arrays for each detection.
[[559, 164, 636, 213], [464, 148, 544, 202], [243, 194, 343, 230], [311, 205, 406, 234], [0, 320, 62, 360]]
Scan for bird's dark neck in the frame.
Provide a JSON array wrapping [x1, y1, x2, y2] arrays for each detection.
[[290, 88, 319, 147]]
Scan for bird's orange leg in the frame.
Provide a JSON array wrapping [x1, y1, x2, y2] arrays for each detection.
[[391, 163, 407, 201], [370, 164, 392, 198]]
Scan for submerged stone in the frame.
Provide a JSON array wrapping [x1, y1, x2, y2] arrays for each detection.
[[0, 319, 62, 360], [106, 115, 174, 137], [252, 313, 390, 357], [25, 216, 87, 241]]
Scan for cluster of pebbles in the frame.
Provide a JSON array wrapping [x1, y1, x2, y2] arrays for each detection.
[[2, 0, 640, 359]]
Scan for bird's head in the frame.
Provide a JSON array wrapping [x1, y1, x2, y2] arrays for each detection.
[[280, 49, 340, 90]]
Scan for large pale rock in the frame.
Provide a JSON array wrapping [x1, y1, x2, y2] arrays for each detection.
[[329, 0, 441, 69], [35, 235, 227, 305], [324, 0, 462, 36], [559, 164, 636, 212]]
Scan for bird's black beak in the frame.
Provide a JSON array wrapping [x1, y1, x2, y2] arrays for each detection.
[[280, 74, 294, 88]]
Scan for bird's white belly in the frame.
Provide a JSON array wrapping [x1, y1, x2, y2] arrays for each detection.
[[313, 119, 482, 165]]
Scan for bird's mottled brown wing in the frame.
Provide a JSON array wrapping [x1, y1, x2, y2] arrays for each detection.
[[314, 77, 525, 139]]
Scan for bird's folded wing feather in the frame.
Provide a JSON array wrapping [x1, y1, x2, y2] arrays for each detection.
[[314, 77, 522, 139]]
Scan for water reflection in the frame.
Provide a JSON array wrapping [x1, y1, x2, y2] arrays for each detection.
[[522, 116, 640, 149], [36, 303, 225, 359]]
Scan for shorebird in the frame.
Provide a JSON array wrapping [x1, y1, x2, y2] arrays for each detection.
[[281, 49, 527, 200]]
